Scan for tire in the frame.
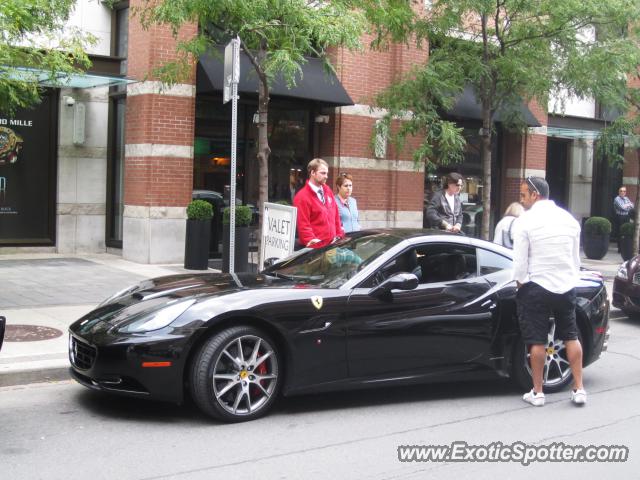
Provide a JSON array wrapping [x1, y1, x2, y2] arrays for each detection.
[[190, 325, 281, 422], [511, 321, 583, 394]]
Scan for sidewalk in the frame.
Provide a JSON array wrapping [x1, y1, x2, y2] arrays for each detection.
[[0, 246, 625, 387], [0, 252, 206, 386]]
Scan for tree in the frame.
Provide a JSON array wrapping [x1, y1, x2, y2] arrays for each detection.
[[0, 0, 93, 114], [376, 0, 640, 239], [140, 0, 376, 220]]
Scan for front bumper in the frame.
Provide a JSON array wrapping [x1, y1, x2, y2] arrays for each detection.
[[612, 277, 640, 313], [68, 331, 190, 404]]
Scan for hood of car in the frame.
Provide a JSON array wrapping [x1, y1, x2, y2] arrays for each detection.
[[71, 273, 295, 335]]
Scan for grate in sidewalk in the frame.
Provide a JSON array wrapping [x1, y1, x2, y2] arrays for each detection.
[[4, 324, 63, 342]]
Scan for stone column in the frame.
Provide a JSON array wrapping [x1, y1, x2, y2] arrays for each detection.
[[123, 2, 196, 263]]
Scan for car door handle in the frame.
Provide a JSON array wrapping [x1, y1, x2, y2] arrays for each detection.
[[481, 299, 497, 310], [300, 322, 332, 334]]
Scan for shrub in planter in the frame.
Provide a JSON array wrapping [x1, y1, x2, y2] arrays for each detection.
[[583, 216, 611, 260], [187, 199, 213, 220], [223, 205, 253, 272], [184, 200, 214, 270], [222, 205, 253, 227], [619, 221, 635, 261]]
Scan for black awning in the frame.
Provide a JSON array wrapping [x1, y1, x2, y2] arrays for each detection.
[[197, 50, 353, 106], [447, 86, 541, 127]]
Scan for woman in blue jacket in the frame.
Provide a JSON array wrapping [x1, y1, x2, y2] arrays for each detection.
[[335, 173, 360, 233]]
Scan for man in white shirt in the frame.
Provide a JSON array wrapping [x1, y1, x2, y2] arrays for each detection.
[[512, 176, 586, 407]]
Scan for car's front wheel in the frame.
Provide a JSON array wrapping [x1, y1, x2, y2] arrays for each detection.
[[512, 321, 581, 393], [190, 325, 281, 422]]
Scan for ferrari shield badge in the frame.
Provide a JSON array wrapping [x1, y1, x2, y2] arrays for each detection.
[[311, 295, 323, 310]]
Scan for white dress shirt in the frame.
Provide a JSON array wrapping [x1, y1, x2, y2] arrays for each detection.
[[512, 200, 581, 294], [309, 181, 325, 203], [445, 192, 456, 214]]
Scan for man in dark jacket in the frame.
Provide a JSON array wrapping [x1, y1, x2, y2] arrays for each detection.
[[426, 173, 464, 232]]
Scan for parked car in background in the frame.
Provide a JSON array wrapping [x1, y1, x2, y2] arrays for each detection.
[[613, 255, 640, 316], [68, 229, 609, 423]]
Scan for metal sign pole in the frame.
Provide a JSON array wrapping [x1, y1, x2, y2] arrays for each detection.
[[224, 37, 241, 274]]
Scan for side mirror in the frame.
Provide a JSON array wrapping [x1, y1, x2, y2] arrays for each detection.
[[369, 273, 419, 298]]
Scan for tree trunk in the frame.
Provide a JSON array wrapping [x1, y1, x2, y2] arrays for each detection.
[[479, 15, 493, 241], [256, 41, 271, 257], [634, 149, 640, 256], [480, 110, 493, 240]]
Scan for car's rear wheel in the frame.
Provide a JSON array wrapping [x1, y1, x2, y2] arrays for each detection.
[[512, 320, 582, 393], [190, 325, 281, 422]]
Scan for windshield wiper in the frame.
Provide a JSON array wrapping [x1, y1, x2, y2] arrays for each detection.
[[268, 272, 324, 281]]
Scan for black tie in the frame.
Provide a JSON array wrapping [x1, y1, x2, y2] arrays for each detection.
[[317, 188, 325, 204]]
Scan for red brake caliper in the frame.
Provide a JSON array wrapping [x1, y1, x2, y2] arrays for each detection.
[[251, 353, 268, 397]]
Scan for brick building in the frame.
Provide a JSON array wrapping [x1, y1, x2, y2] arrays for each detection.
[[0, 0, 631, 261]]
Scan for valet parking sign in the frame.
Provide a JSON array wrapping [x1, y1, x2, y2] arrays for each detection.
[[260, 203, 297, 270]]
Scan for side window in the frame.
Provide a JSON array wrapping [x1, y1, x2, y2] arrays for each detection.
[[477, 248, 512, 275], [416, 244, 477, 284], [360, 247, 421, 288], [360, 243, 480, 288]]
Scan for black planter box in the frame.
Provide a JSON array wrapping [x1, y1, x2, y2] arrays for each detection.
[[222, 225, 250, 272], [583, 233, 609, 260], [620, 236, 635, 261], [184, 219, 212, 270]]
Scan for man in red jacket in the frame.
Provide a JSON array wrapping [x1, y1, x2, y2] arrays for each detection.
[[294, 158, 344, 248]]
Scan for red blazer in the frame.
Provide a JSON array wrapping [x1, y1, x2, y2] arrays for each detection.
[[294, 181, 344, 248]]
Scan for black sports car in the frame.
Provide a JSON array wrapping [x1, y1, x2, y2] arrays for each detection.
[[69, 230, 610, 422], [613, 254, 640, 316]]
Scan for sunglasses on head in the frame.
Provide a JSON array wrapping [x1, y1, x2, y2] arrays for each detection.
[[340, 172, 349, 177], [526, 176, 540, 195]]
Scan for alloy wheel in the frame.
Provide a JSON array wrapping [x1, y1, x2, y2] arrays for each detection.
[[211, 334, 279, 416], [524, 321, 572, 388]]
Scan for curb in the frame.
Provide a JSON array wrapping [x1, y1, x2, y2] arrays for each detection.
[[0, 366, 70, 387]]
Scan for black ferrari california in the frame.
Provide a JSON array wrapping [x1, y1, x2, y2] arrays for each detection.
[[69, 230, 609, 422]]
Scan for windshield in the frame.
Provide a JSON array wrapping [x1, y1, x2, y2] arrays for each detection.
[[262, 232, 402, 288]]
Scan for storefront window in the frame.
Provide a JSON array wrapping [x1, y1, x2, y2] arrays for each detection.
[[109, 98, 126, 241], [0, 93, 57, 245], [194, 97, 311, 207], [193, 97, 247, 198], [106, 4, 128, 246]]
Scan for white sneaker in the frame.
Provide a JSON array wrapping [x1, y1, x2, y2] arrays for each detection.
[[522, 389, 545, 406], [571, 388, 587, 405]]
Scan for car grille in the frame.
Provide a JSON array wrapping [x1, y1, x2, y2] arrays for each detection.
[[69, 335, 96, 370], [633, 272, 640, 285]]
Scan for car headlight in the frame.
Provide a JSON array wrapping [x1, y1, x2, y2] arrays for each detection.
[[616, 263, 628, 280], [117, 299, 196, 333]]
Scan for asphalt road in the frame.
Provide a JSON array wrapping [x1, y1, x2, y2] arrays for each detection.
[[2, 303, 639, 480]]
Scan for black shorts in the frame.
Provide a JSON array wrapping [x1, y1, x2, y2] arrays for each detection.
[[516, 282, 578, 345]]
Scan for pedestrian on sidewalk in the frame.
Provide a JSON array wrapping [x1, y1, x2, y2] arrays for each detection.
[[513, 176, 587, 407], [335, 173, 360, 233], [294, 158, 344, 248], [493, 202, 524, 248], [426, 172, 464, 232]]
